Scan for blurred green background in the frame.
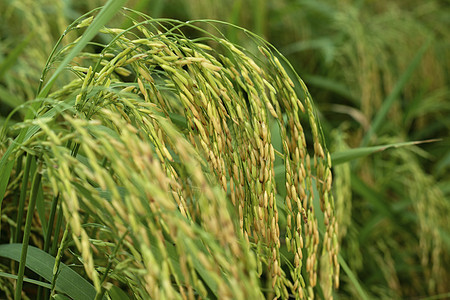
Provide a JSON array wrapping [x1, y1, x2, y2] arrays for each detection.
[[1, 0, 449, 298]]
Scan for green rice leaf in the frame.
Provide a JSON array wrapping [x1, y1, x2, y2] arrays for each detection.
[[52, 294, 72, 300], [303, 74, 356, 103], [0, 244, 97, 300], [38, 0, 126, 99], [0, 31, 34, 80], [0, 86, 25, 109], [338, 254, 371, 300], [331, 139, 440, 165], [361, 38, 432, 146], [34, 171, 48, 237], [0, 271, 52, 289], [418, 293, 450, 300], [107, 286, 130, 300]]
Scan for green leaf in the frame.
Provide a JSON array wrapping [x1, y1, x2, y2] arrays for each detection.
[[0, 244, 97, 300], [361, 38, 432, 146], [418, 293, 450, 300], [0, 271, 52, 289], [34, 167, 48, 237], [0, 31, 34, 79], [331, 139, 440, 166], [168, 112, 188, 130], [303, 74, 357, 103], [38, 0, 126, 99], [338, 254, 371, 300], [0, 86, 25, 109], [52, 294, 73, 300], [107, 285, 131, 300]]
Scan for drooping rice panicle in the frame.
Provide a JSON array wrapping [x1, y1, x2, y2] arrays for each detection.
[[2, 10, 338, 299]]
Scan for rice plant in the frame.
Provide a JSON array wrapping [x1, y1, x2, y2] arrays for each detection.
[[2, 1, 449, 299], [0, 4, 339, 299]]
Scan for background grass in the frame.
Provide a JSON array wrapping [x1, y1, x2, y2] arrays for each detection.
[[0, 0, 449, 299]]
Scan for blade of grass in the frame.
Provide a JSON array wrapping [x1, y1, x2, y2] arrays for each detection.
[[15, 162, 42, 300], [38, 0, 126, 99], [107, 286, 130, 300], [273, 140, 439, 174], [14, 155, 33, 243], [43, 194, 61, 252], [0, 31, 34, 80], [227, 0, 243, 43], [253, 0, 266, 37], [0, 86, 25, 109], [331, 139, 440, 165], [0, 244, 96, 300], [53, 295, 72, 300], [361, 38, 432, 147], [121, 0, 165, 29], [303, 74, 357, 103], [419, 293, 450, 300], [30, 160, 47, 237], [0, 271, 52, 289], [50, 205, 65, 257], [0, 115, 17, 127], [338, 254, 371, 300]]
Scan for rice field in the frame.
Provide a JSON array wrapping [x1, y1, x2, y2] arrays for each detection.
[[0, 0, 448, 299]]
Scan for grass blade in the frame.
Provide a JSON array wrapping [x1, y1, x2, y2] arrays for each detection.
[[14, 155, 33, 243], [15, 164, 42, 299], [361, 38, 432, 146], [303, 74, 357, 103], [38, 0, 126, 98], [0, 86, 25, 109], [107, 286, 130, 300], [0, 32, 34, 80], [338, 254, 371, 300], [419, 293, 450, 300], [0, 271, 52, 289], [331, 139, 440, 165], [0, 244, 96, 300]]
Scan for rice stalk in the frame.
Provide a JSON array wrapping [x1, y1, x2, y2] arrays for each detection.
[[1, 8, 338, 299]]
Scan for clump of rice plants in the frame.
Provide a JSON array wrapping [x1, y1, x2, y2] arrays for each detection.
[[0, 6, 338, 300]]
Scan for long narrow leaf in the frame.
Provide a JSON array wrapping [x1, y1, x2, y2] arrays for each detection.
[[15, 167, 42, 299], [338, 254, 371, 300], [0, 271, 52, 289], [361, 38, 432, 146], [0, 31, 34, 79], [107, 286, 130, 300], [0, 244, 96, 300], [331, 139, 440, 165], [38, 0, 126, 98], [303, 74, 357, 103], [0, 86, 25, 109]]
